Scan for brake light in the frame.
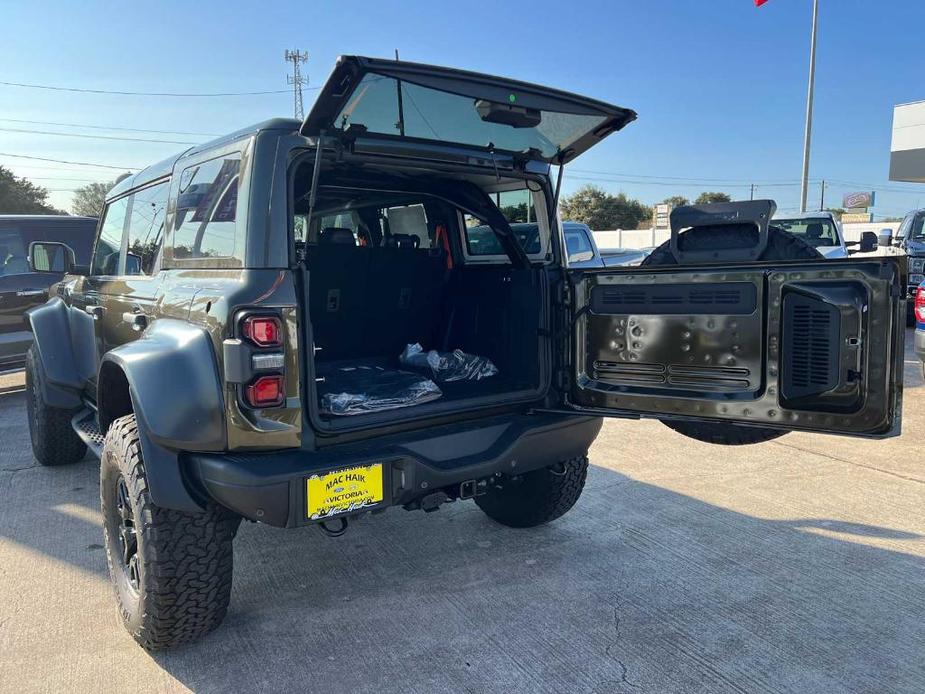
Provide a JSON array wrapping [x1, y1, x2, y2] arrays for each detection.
[[243, 316, 282, 347], [915, 286, 925, 323], [246, 375, 285, 408]]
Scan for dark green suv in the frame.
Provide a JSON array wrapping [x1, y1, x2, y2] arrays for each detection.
[[25, 56, 907, 649]]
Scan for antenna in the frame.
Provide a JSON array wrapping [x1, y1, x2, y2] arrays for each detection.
[[284, 49, 309, 119]]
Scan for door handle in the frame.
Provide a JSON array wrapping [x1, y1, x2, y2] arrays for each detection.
[[85, 305, 105, 320], [122, 311, 148, 332]]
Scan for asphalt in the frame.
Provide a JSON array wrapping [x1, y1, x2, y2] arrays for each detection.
[[1, 333, 923, 693]]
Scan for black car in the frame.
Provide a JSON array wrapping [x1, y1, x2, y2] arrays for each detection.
[[0, 215, 96, 370]]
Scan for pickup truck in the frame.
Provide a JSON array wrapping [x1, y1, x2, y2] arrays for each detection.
[[772, 211, 877, 259], [561, 221, 650, 267]]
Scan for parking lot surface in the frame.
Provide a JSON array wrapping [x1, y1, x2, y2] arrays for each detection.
[[1, 333, 923, 693]]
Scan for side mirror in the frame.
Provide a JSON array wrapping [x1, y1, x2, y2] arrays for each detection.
[[28, 241, 76, 273], [859, 231, 878, 253], [877, 229, 893, 248], [124, 253, 142, 275]]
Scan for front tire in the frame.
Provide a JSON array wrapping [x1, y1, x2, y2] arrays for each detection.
[[25, 346, 86, 466], [475, 456, 588, 528], [101, 414, 239, 650]]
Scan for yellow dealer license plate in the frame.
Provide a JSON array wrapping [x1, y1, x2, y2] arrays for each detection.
[[306, 464, 384, 520]]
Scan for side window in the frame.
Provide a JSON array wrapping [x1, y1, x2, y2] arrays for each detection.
[[92, 197, 130, 276], [125, 181, 169, 275], [0, 228, 28, 276], [173, 154, 241, 260], [565, 227, 594, 263], [462, 188, 545, 259]]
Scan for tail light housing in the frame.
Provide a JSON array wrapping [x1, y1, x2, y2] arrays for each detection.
[[237, 312, 286, 409], [915, 285, 925, 324], [245, 375, 285, 408], [242, 315, 282, 347]]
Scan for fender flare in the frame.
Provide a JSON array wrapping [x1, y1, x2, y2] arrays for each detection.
[[26, 297, 83, 409], [101, 319, 226, 512]]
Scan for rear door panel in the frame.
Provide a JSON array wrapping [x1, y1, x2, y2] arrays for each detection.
[[569, 258, 905, 437]]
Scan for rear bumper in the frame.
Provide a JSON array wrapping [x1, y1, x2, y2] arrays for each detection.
[[185, 413, 603, 527]]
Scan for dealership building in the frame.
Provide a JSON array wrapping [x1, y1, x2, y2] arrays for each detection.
[[890, 100, 925, 183]]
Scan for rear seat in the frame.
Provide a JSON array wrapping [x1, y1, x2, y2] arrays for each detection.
[[307, 228, 448, 362]]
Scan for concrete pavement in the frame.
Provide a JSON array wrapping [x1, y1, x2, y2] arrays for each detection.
[[1, 333, 923, 693]]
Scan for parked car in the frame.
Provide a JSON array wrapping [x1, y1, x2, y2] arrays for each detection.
[[561, 221, 648, 267], [772, 211, 877, 259], [885, 209, 925, 323], [25, 55, 906, 649], [0, 215, 96, 371], [914, 281, 925, 376]]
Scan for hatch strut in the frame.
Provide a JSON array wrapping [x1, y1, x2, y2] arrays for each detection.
[[305, 130, 326, 235], [552, 152, 565, 210]]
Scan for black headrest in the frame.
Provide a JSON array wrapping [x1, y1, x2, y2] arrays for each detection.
[[805, 223, 823, 238], [320, 227, 356, 246], [384, 233, 420, 249]]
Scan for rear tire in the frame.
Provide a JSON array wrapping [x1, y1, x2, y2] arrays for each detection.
[[25, 346, 86, 466], [640, 225, 822, 446], [475, 456, 588, 528], [101, 414, 239, 650]]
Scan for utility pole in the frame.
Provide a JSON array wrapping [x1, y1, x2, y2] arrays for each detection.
[[799, 0, 819, 212], [284, 50, 309, 120]]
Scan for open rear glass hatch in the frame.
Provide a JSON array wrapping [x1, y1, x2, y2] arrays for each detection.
[[301, 55, 636, 164]]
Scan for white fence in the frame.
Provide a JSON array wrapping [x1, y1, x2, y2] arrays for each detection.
[[593, 222, 902, 251]]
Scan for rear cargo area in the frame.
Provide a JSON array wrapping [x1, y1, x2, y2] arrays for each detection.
[[294, 168, 548, 426]]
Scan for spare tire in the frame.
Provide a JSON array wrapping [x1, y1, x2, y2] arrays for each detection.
[[640, 224, 822, 446]]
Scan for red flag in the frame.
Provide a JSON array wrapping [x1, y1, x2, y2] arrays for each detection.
[[755, 0, 770, 5]]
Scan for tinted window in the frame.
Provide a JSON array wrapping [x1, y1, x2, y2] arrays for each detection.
[[173, 154, 240, 260], [125, 181, 168, 275], [463, 189, 541, 257], [0, 228, 28, 276], [92, 197, 130, 275]]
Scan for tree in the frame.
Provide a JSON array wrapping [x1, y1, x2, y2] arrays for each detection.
[[72, 173, 130, 217], [560, 185, 651, 230], [662, 195, 689, 209], [0, 166, 63, 214], [694, 191, 732, 205]]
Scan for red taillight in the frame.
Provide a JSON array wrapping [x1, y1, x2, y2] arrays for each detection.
[[242, 316, 282, 347], [246, 375, 284, 408], [915, 286, 925, 323]]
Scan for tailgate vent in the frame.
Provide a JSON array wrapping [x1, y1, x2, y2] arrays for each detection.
[[591, 282, 757, 315], [781, 293, 839, 400]]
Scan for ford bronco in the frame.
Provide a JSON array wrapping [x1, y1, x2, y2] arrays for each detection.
[[24, 56, 906, 649]]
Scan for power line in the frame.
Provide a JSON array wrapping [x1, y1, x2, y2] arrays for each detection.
[[0, 126, 198, 145], [0, 117, 219, 137], [0, 79, 304, 97], [0, 152, 138, 171]]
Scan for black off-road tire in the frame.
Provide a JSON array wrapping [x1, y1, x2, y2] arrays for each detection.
[[475, 456, 588, 528], [25, 346, 86, 466], [101, 414, 240, 650], [641, 224, 822, 446]]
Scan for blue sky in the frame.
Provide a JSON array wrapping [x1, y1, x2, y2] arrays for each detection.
[[1, 0, 923, 218]]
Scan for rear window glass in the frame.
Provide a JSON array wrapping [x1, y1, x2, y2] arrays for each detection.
[[335, 73, 609, 160], [173, 154, 240, 259], [773, 218, 839, 248]]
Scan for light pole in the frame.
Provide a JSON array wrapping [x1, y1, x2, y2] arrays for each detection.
[[799, 0, 819, 212]]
